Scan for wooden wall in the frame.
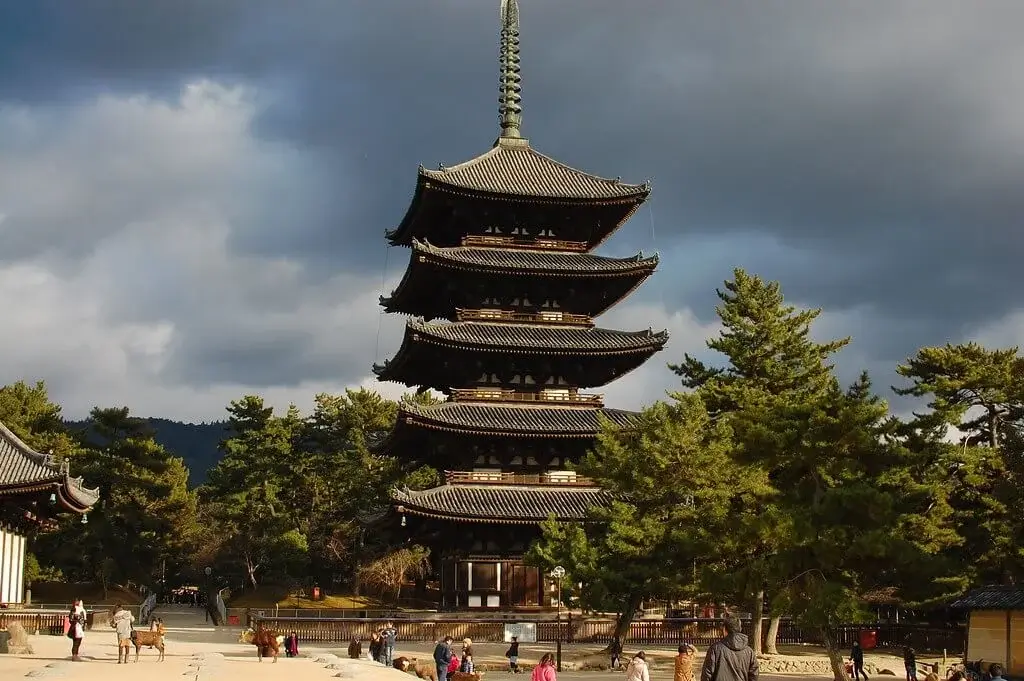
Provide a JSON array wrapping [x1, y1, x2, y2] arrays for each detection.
[[1011, 612, 1024, 677], [968, 610, 1017, 673]]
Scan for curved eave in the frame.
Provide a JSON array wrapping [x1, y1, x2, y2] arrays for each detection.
[[392, 402, 640, 439], [405, 320, 671, 356], [390, 485, 610, 525], [387, 171, 649, 248], [0, 421, 99, 513], [413, 239, 660, 276], [374, 322, 669, 385], [381, 242, 660, 315]]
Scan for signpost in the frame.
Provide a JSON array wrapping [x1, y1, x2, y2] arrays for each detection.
[[551, 566, 566, 672], [503, 622, 537, 643]]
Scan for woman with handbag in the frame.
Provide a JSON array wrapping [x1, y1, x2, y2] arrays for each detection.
[[67, 599, 87, 661]]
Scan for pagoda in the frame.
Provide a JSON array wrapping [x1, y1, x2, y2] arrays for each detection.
[[374, 0, 667, 610]]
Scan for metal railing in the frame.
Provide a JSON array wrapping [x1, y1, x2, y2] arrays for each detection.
[[139, 591, 157, 624], [461, 235, 588, 252], [445, 470, 597, 487], [215, 588, 228, 626], [456, 308, 594, 327], [450, 388, 603, 406]]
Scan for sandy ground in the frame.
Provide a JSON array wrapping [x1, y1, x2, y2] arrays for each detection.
[[0, 607, 950, 681]]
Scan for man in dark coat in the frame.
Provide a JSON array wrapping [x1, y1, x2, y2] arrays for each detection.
[[433, 636, 454, 681], [701, 613, 758, 681]]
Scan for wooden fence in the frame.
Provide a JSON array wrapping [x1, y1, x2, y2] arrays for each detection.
[[248, 616, 965, 653], [0, 611, 71, 635]]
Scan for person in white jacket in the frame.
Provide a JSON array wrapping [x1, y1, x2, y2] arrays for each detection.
[[111, 604, 136, 664], [68, 599, 87, 661], [625, 651, 651, 681]]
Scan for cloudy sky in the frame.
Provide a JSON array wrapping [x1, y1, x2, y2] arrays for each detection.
[[1, 0, 1022, 423]]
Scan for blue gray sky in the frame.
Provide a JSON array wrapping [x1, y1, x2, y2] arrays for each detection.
[[1, 1, 1021, 421]]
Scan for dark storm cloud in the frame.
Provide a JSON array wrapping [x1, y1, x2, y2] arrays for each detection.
[[2, 0, 1023, 405]]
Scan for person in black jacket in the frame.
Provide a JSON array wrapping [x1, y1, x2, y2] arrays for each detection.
[[700, 613, 758, 681], [850, 642, 868, 681], [434, 636, 454, 681], [505, 636, 521, 674]]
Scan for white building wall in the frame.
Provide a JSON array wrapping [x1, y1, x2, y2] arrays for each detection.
[[0, 527, 27, 605]]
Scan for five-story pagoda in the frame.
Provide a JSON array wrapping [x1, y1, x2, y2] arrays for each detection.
[[375, 0, 667, 610]]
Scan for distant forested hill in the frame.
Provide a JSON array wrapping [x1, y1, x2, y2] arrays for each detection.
[[65, 418, 227, 486]]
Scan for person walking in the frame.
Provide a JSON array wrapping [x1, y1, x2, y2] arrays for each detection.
[[700, 613, 758, 681], [610, 636, 623, 671], [506, 636, 521, 674], [111, 603, 135, 664], [532, 653, 558, 681], [902, 647, 917, 681], [67, 599, 87, 661], [850, 641, 868, 681], [434, 636, 454, 681], [675, 644, 698, 681]]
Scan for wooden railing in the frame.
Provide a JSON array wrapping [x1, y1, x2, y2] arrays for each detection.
[[461, 235, 587, 252], [456, 308, 594, 327], [450, 388, 603, 406], [0, 610, 74, 635], [245, 615, 965, 652], [445, 470, 597, 487]]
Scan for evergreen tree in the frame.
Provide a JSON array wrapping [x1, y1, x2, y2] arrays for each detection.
[[41, 407, 201, 595], [201, 396, 308, 587], [896, 343, 1024, 584], [671, 269, 848, 653], [529, 394, 765, 642], [737, 372, 957, 679]]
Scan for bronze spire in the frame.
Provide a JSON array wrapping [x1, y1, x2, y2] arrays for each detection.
[[498, 0, 523, 139]]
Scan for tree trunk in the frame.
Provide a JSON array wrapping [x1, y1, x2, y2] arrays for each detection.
[[751, 589, 765, 656], [821, 626, 850, 681], [764, 615, 782, 655], [604, 591, 643, 651]]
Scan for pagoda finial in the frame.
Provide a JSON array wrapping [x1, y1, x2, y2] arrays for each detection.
[[498, 0, 523, 139]]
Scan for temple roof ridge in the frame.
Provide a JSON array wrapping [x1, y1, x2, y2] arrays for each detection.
[[0, 419, 100, 509], [419, 139, 650, 200]]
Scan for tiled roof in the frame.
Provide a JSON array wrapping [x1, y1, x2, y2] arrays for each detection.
[[412, 239, 659, 274], [402, 319, 669, 354], [419, 137, 649, 201], [392, 483, 609, 523], [399, 400, 639, 436], [0, 420, 99, 511], [950, 585, 1024, 610]]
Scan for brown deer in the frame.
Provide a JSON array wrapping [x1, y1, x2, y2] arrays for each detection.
[[130, 622, 166, 662]]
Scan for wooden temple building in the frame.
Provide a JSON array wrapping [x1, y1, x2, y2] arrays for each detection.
[[0, 421, 98, 605], [374, 0, 667, 610]]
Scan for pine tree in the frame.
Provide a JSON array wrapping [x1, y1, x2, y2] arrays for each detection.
[[671, 269, 848, 653], [529, 393, 766, 642], [896, 343, 1024, 584], [41, 407, 201, 595]]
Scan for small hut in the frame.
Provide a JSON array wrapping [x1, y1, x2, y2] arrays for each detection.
[[951, 585, 1024, 676]]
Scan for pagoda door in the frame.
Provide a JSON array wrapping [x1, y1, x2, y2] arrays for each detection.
[[510, 565, 540, 607]]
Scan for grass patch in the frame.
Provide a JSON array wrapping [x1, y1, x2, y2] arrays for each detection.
[[227, 586, 380, 609], [31, 581, 143, 606]]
